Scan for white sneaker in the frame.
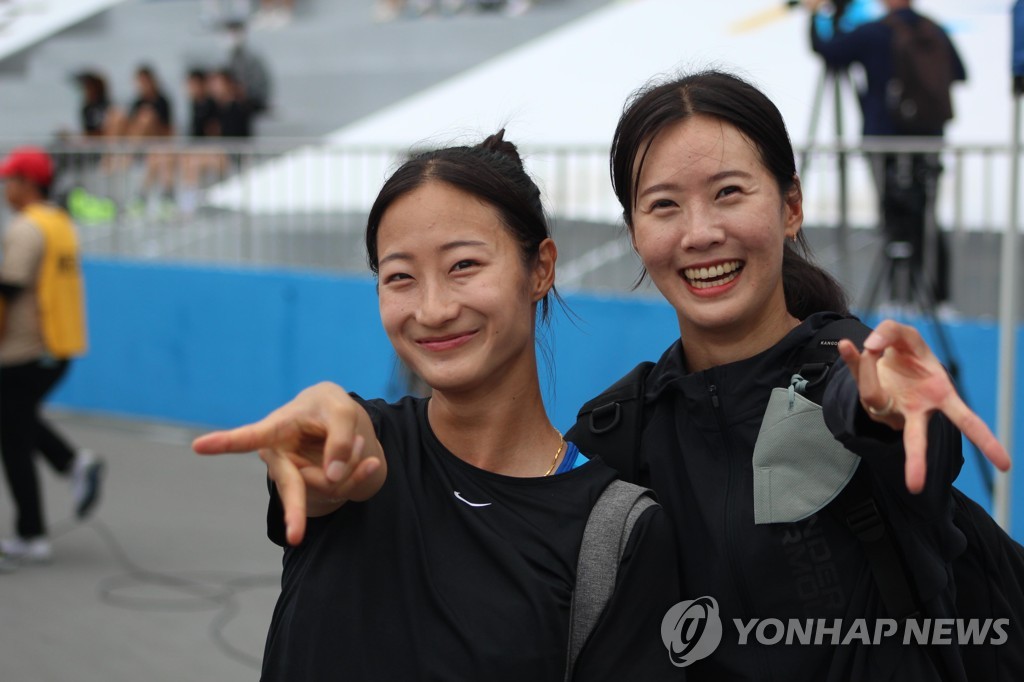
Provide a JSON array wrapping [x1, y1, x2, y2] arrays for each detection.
[[0, 537, 53, 563], [72, 450, 105, 519]]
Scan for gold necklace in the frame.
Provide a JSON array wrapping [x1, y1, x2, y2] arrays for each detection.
[[543, 430, 566, 477]]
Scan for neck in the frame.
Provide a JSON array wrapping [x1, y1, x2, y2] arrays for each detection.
[[427, 367, 561, 478], [678, 301, 801, 373]]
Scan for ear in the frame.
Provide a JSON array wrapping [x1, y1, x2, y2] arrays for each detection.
[[531, 238, 557, 302], [783, 174, 803, 240]]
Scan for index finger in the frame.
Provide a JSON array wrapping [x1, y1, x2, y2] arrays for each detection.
[[192, 416, 290, 455]]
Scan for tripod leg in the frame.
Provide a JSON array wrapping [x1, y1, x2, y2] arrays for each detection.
[[800, 68, 829, 176], [860, 243, 894, 314]]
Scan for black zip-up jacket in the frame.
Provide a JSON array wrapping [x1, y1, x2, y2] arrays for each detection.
[[570, 312, 968, 682]]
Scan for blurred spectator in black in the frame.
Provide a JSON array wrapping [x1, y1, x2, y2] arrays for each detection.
[[223, 20, 272, 116], [140, 69, 219, 213], [175, 69, 254, 216], [187, 69, 219, 138], [74, 71, 111, 138], [208, 69, 253, 138], [104, 64, 174, 139]]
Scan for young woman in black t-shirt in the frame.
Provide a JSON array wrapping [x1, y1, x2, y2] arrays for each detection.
[[194, 132, 682, 681]]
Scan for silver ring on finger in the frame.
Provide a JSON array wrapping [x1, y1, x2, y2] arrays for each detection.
[[865, 395, 895, 418]]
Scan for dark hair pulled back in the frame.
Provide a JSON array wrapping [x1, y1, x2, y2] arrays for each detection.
[[365, 129, 557, 322], [610, 69, 848, 319]]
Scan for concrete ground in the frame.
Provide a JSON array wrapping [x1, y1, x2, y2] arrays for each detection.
[[0, 411, 280, 682]]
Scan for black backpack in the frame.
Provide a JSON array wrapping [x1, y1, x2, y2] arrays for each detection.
[[883, 13, 956, 135], [569, 317, 1024, 680]]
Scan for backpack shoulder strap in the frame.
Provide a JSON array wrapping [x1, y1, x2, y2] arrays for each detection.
[[829, 465, 921, 620], [795, 316, 871, 379], [564, 480, 658, 681], [570, 361, 655, 482]]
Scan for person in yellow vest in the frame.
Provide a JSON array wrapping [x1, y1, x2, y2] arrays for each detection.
[[0, 147, 103, 565]]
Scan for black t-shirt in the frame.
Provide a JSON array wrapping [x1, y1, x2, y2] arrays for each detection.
[[217, 100, 252, 138], [189, 97, 217, 138], [263, 396, 682, 682], [81, 100, 109, 135], [129, 93, 172, 129]]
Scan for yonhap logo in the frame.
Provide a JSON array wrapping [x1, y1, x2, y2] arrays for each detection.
[[661, 596, 723, 667]]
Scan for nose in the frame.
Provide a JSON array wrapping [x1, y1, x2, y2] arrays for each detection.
[[680, 206, 725, 252], [415, 280, 459, 328]]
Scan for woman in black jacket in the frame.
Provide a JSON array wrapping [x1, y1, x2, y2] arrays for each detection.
[[568, 69, 1009, 681]]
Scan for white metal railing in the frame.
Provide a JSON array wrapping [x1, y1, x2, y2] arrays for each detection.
[[0, 137, 1018, 284]]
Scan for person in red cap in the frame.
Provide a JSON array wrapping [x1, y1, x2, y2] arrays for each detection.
[[0, 146, 104, 566]]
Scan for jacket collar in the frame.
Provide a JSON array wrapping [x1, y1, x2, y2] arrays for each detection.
[[643, 311, 845, 418]]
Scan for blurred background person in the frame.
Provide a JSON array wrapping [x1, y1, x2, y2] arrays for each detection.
[[808, 0, 966, 312], [139, 69, 220, 218], [223, 20, 272, 117], [0, 147, 103, 565], [74, 71, 112, 139], [104, 64, 175, 139], [176, 69, 254, 215]]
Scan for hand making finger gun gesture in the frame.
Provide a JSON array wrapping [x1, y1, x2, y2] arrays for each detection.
[[192, 382, 387, 545]]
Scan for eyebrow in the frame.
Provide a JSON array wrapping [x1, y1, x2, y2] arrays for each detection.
[[378, 239, 489, 266], [638, 169, 754, 198]]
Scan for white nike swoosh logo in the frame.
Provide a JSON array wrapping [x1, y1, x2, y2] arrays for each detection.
[[454, 491, 492, 507]]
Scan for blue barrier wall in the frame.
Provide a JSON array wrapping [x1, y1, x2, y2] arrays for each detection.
[[51, 259, 1024, 533]]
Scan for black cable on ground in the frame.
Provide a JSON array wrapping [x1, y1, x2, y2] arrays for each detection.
[[33, 515, 280, 671]]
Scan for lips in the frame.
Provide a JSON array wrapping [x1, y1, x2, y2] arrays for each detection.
[[681, 260, 743, 290], [416, 331, 477, 351]]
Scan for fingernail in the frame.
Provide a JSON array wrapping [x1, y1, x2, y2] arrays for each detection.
[[364, 458, 379, 475], [353, 435, 366, 459], [327, 460, 347, 482], [864, 332, 885, 351]]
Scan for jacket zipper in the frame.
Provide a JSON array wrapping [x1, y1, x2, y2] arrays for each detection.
[[710, 381, 770, 682]]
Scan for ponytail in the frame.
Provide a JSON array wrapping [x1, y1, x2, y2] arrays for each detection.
[[783, 237, 849, 319]]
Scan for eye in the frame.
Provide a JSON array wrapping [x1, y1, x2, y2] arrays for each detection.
[[383, 271, 412, 284], [648, 198, 677, 212], [716, 185, 741, 199], [451, 259, 479, 272]]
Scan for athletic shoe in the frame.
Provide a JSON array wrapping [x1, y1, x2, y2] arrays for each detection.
[[0, 537, 53, 563], [72, 450, 105, 519]]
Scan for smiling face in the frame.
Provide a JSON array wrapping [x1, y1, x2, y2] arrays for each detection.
[[376, 180, 553, 398], [630, 114, 802, 346]]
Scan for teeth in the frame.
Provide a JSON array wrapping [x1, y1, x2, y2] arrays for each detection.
[[689, 271, 740, 289], [683, 261, 741, 282]]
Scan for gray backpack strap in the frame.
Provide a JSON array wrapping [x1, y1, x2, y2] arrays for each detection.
[[564, 480, 658, 681]]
